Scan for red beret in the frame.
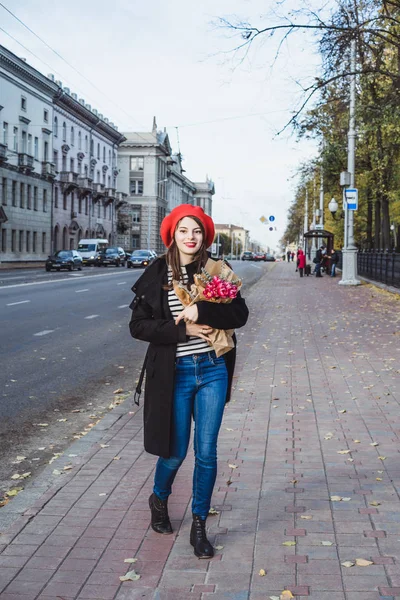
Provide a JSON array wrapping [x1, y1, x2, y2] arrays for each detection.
[[160, 204, 215, 249]]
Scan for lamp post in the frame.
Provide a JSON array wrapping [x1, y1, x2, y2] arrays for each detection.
[[339, 33, 360, 286], [148, 177, 169, 251], [303, 188, 309, 248]]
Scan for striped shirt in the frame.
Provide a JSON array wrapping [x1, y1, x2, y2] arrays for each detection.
[[168, 266, 211, 358]]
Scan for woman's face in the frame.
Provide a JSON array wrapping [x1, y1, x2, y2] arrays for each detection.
[[174, 217, 203, 261]]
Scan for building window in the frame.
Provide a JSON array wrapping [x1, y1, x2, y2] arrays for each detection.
[[11, 229, 16, 252], [43, 109, 49, 123], [43, 189, 48, 212], [26, 230, 30, 252], [71, 126, 75, 146], [33, 231, 37, 253], [54, 186, 58, 208], [28, 134, 32, 155], [132, 210, 140, 223], [78, 131, 81, 150], [1, 228, 6, 252], [53, 150, 58, 169], [33, 186, 38, 211], [13, 127, 18, 151], [97, 143, 100, 160], [21, 96, 27, 111], [19, 230, 23, 252], [97, 170, 100, 183], [130, 157, 144, 171], [42, 232, 46, 253], [84, 164, 88, 177], [22, 131, 27, 153], [1, 178, 7, 205], [54, 115, 58, 137], [62, 122, 67, 142], [108, 204, 112, 220], [132, 234, 140, 249], [70, 157, 74, 172], [108, 149, 111, 164], [12, 181, 17, 206], [85, 197, 88, 215], [90, 139, 94, 156], [71, 192, 74, 215], [78, 197, 82, 214], [103, 203, 106, 218], [62, 154, 67, 171], [63, 192, 67, 210], [34, 137, 39, 160], [3, 122, 8, 145], [20, 183, 25, 208], [97, 202, 101, 218], [102, 172, 106, 186], [129, 180, 143, 195], [27, 185, 32, 209], [103, 146, 106, 163], [85, 135, 88, 153], [44, 141, 48, 162]]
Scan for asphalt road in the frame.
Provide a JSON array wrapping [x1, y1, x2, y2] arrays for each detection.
[[0, 259, 271, 492]]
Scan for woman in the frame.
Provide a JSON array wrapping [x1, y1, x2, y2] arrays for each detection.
[[129, 205, 248, 559], [297, 248, 306, 277]]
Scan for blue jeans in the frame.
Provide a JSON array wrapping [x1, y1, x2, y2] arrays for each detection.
[[331, 263, 336, 277], [153, 351, 228, 519]]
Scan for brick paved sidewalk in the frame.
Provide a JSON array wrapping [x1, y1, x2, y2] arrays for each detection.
[[0, 263, 399, 600]]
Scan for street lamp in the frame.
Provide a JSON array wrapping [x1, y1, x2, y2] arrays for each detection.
[[148, 177, 169, 251], [328, 197, 339, 218]]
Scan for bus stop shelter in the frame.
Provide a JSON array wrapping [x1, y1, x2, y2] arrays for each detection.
[[304, 228, 334, 257]]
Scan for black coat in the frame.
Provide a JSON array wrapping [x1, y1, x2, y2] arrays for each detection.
[[128, 256, 249, 458]]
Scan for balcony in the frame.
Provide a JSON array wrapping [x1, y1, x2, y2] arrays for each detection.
[[59, 171, 79, 194], [0, 143, 8, 163], [42, 162, 56, 178], [92, 182, 105, 200], [18, 153, 34, 171], [104, 188, 116, 203], [77, 176, 92, 198]]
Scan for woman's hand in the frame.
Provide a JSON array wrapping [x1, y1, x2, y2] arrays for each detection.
[[175, 304, 199, 325], [185, 322, 213, 341]]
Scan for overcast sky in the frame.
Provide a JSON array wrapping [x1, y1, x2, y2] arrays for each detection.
[[1, 0, 323, 251]]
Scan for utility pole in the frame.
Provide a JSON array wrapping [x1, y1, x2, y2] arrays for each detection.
[[340, 34, 360, 286], [303, 187, 309, 248], [319, 153, 324, 229]]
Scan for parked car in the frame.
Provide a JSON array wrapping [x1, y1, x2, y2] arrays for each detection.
[[265, 254, 276, 262], [127, 249, 157, 268], [45, 250, 83, 272], [241, 251, 254, 261], [253, 252, 267, 262], [77, 238, 108, 266], [96, 248, 123, 267], [99, 246, 126, 266]]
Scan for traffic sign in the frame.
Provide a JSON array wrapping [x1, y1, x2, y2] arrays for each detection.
[[345, 188, 358, 210], [269, 215, 275, 222], [260, 216, 267, 224], [269, 227, 273, 231]]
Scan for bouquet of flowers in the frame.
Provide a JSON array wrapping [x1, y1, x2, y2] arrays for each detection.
[[173, 258, 242, 357]]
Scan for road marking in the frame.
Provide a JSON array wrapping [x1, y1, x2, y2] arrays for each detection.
[[34, 330, 55, 336], [85, 314, 99, 319], [118, 304, 129, 309], [117, 281, 127, 285], [6, 300, 31, 306], [0, 271, 137, 290], [75, 289, 89, 293], [250, 264, 261, 269]]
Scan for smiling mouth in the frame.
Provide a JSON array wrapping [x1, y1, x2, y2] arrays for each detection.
[[185, 243, 196, 248]]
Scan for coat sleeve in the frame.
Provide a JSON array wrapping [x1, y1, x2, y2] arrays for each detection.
[[196, 293, 249, 330], [129, 293, 187, 345]]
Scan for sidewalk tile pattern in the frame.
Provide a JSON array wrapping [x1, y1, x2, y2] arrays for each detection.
[[1, 263, 400, 599]]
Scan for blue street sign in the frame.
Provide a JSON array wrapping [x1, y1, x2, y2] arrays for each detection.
[[344, 188, 358, 211], [269, 227, 273, 231], [269, 215, 275, 222]]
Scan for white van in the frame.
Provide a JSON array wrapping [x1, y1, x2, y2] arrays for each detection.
[[77, 238, 108, 265]]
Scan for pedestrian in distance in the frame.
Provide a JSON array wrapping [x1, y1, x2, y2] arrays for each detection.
[[330, 248, 339, 277], [314, 245, 324, 277], [129, 205, 249, 559], [297, 248, 306, 277], [287, 250, 291, 262], [291, 251, 295, 262]]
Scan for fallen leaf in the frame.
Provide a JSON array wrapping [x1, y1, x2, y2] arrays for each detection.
[[259, 568, 266, 576], [353, 439, 361, 443], [378, 456, 386, 460], [280, 592, 294, 599], [119, 570, 140, 581], [369, 501, 381, 506], [321, 541, 333, 546], [16, 456, 26, 461], [215, 545, 224, 550], [228, 464, 238, 469], [282, 541, 296, 546], [370, 442, 379, 446], [342, 497, 352, 502], [300, 515, 312, 520], [337, 450, 351, 454], [331, 495, 343, 501], [20, 472, 31, 479], [355, 558, 374, 567], [63, 465, 73, 471], [113, 456, 121, 461], [10, 474, 20, 480], [208, 507, 219, 515], [114, 388, 124, 394], [37, 423, 49, 427], [100, 444, 110, 448], [376, 477, 382, 481], [225, 428, 234, 431], [52, 469, 61, 476], [124, 558, 138, 564], [338, 409, 347, 414], [57, 418, 67, 422], [341, 560, 355, 568], [270, 596, 280, 600], [99, 493, 107, 496], [5, 487, 23, 497]]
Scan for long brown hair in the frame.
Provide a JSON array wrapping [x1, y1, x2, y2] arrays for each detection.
[[166, 215, 209, 283]]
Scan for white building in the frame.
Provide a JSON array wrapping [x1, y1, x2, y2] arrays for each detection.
[[0, 44, 126, 264], [118, 118, 215, 252]]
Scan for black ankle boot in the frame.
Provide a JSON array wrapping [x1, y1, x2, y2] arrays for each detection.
[[148, 493, 173, 534], [190, 514, 214, 559]]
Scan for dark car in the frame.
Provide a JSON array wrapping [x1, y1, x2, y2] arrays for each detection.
[[265, 254, 276, 262], [96, 248, 123, 267], [253, 252, 267, 262], [241, 251, 254, 261], [45, 250, 83, 272], [127, 249, 157, 268]]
